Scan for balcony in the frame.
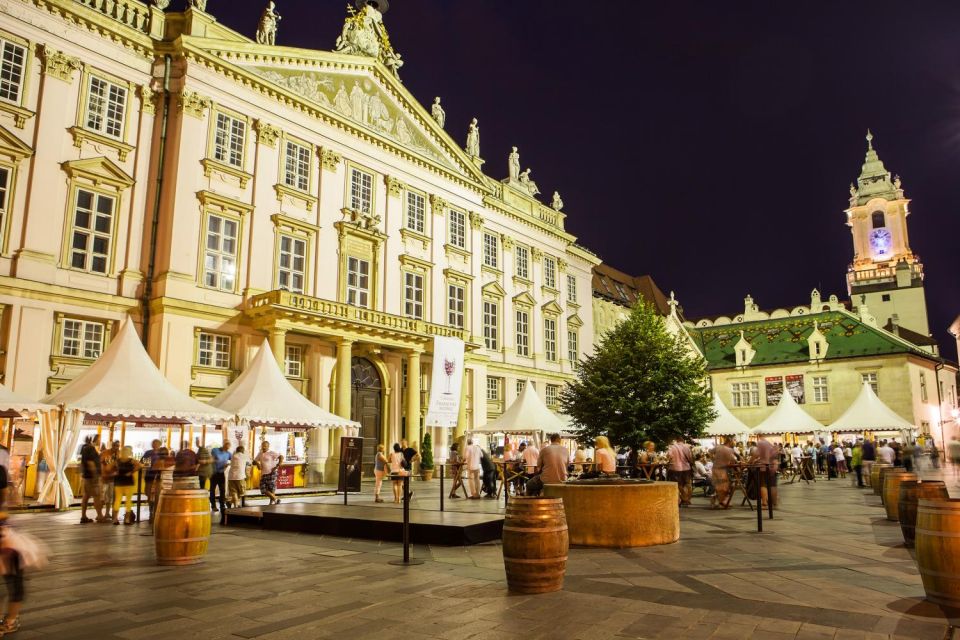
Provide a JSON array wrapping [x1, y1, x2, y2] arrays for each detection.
[[247, 290, 471, 348], [847, 262, 924, 289], [73, 0, 155, 35]]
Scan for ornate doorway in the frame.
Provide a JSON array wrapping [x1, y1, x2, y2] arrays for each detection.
[[351, 357, 382, 476]]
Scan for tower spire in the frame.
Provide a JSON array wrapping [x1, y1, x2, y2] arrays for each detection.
[[853, 129, 898, 204]]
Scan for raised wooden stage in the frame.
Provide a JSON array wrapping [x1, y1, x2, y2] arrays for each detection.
[[225, 503, 504, 546]]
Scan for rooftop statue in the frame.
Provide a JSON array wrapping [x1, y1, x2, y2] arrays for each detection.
[[256, 2, 281, 46], [152, 0, 171, 9], [551, 191, 563, 211], [466, 118, 480, 157], [508, 146, 520, 182], [431, 97, 445, 128], [519, 168, 540, 196], [188, 0, 207, 11], [335, 1, 404, 78]]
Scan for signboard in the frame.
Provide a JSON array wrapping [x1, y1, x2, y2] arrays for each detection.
[[424, 336, 465, 428], [766, 375, 806, 406], [785, 374, 806, 404], [276, 464, 295, 490], [338, 436, 363, 494]]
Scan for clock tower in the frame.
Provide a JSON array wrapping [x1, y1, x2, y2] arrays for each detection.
[[845, 131, 930, 341]]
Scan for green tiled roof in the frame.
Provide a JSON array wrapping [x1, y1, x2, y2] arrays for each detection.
[[689, 310, 924, 370]]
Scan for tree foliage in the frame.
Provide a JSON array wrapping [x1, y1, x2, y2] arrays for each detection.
[[420, 431, 434, 470], [559, 301, 716, 449]]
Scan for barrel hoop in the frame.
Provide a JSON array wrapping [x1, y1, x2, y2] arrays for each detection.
[[915, 529, 960, 539], [155, 537, 210, 544], [503, 525, 569, 534], [156, 511, 212, 517], [503, 556, 568, 564]]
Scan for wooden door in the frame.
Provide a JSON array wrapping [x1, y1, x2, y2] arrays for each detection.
[[350, 357, 382, 476]]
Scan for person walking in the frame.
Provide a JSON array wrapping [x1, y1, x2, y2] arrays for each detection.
[[666, 437, 694, 506], [447, 442, 464, 499], [464, 438, 482, 499], [112, 447, 140, 525], [388, 443, 406, 503], [209, 440, 231, 522], [253, 441, 283, 505], [851, 440, 864, 487], [196, 440, 213, 490], [712, 436, 736, 508], [226, 445, 249, 508], [861, 438, 876, 487], [173, 440, 198, 481], [373, 444, 387, 503], [99, 440, 119, 522], [79, 436, 107, 524], [833, 444, 847, 479], [140, 439, 163, 520], [753, 435, 779, 508]]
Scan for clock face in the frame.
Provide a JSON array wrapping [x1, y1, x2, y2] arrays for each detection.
[[870, 228, 892, 256]]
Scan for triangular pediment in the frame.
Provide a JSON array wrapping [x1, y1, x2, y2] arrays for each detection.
[[481, 281, 507, 297], [0, 125, 32, 163], [567, 313, 583, 328], [180, 38, 488, 188], [513, 291, 536, 306], [542, 300, 563, 315], [61, 156, 134, 190]]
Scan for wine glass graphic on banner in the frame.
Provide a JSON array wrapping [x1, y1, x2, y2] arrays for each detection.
[[443, 358, 456, 394]]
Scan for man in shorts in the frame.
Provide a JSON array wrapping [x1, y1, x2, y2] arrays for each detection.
[[254, 441, 283, 505], [80, 436, 107, 523]]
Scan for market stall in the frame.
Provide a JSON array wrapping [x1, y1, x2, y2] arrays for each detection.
[[0, 383, 52, 503], [751, 385, 824, 443], [702, 393, 750, 446], [827, 382, 916, 442], [470, 381, 567, 452], [40, 319, 231, 509], [208, 342, 359, 490]]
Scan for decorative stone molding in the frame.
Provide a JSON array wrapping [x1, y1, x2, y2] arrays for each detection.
[[38, 45, 81, 82], [320, 147, 341, 172], [500, 234, 514, 251], [68, 127, 134, 162], [385, 175, 406, 197], [557, 258, 568, 273], [254, 120, 280, 148], [469, 212, 484, 230], [531, 247, 544, 262], [138, 85, 159, 115], [179, 90, 211, 119], [429, 194, 447, 216]]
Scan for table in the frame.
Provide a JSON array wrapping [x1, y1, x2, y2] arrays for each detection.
[[634, 463, 667, 480]]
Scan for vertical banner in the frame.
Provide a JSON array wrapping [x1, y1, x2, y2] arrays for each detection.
[[785, 374, 806, 404], [338, 436, 363, 493], [765, 376, 783, 406], [424, 336, 465, 428]]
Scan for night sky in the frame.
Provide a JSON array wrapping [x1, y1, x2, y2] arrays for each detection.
[[210, 1, 959, 355]]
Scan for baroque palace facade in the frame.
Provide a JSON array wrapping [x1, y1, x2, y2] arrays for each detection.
[[0, 0, 600, 478]]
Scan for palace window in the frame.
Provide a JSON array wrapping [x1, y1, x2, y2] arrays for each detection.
[[483, 300, 499, 350], [448, 210, 466, 249], [515, 245, 529, 279], [447, 283, 465, 328], [516, 379, 535, 395], [568, 329, 578, 364], [862, 372, 878, 394], [213, 112, 246, 168], [85, 76, 127, 140], [545, 384, 559, 408], [277, 234, 306, 293], [284, 344, 303, 378], [543, 257, 556, 289], [0, 166, 10, 241], [198, 332, 231, 369], [487, 376, 501, 402], [731, 381, 760, 407], [70, 189, 115, 275], [405, 191, 425, 234], [812, 376, 829, 403], [349, 167, 373, 214], [403, 272, 424, 320], [920, 371, 928, 402], [567, 274, 577, 304], [0, 39, 26, 104], [61, 318, 104, 359], [483, 232, 498, 269], [203, 214, 238, 291], [283, 140, 311, 192], [516, 309, 530, 357], [544, 317, 557, 362], [346, 256, 370, 308]]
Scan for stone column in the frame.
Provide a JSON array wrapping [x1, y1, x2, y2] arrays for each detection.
[[331, 338, 353, 466], [267, 327, 287, 365], [455, 367, 469, 439], [406, 350, 422, 446]]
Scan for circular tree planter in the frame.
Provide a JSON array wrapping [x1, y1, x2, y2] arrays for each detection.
[[543, 479, 679, 548]]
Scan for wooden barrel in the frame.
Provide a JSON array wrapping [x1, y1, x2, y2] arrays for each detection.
[[916, 498, 960, 608], [882, 471, 916, 521], [870, 463, 891, 495], [502, 496, 568, 594], [877, 466, 903, 503], [899, 481, 949, 548], [154, 487, 211, 566]]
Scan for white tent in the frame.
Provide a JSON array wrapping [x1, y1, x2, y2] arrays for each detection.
[[209, 342, 359, 430], [471, 380, 565, 437], [705, 393, 750, 437], [0, 383, 50, 416], [752, 387, 823, 435], [827, 382, 914, 433], [43, 319, 231, 424]]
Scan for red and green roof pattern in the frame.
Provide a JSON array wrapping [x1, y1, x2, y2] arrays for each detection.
[[689, 310, 926, 370]]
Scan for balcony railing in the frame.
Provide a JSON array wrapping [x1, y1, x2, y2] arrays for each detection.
[[847, 262, 924, 288], [249, 290, 469, 343], [73, 0, 154, 35]]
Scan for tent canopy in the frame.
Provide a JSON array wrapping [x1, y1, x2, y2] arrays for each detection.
[[471, 380, 565, 436], [752, 387, 823, 435], [0, 382, 51, 416], [209, 342, 359, 430], [43, 319, 231, 424], [827, 382, 914, 433], [705, 393, 750, 437]]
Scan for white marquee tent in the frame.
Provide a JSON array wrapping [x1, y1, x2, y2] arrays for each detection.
[[471, 380, 566, 439], [39, 318, 231, 508], [705, 393, 750, 438], [209, 342, 359, 431], [827, 382, 915, 433], [0, 383, 50, 416], [751, 386, 824, 435]]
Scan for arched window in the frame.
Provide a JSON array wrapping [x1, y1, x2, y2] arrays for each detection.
[[871, 211, 885, 229]]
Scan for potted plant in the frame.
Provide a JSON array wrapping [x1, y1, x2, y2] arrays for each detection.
[[420, 432, 435, 481]]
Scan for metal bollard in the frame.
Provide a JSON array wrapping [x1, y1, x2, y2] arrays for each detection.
[[439, 463, 444, 512], [388, 474, 423, 566]]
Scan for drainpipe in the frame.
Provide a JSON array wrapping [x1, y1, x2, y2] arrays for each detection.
[[140, 55, 172, 348], [935, 361, 946, 460]]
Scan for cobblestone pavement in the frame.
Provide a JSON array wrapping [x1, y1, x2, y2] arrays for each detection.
[[6, 468, 960, 640]]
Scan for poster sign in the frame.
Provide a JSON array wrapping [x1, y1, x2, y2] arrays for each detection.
[[276, 464, 295, 489], [338, 436, 363, 494], [765, 377, 783, 406], [424, 336, 465, 428], [785, 374, 806, 404]]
